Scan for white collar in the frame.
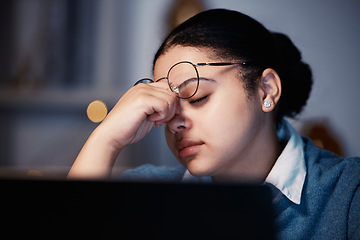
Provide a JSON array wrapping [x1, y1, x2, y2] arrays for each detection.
[[264, 119, 306, 205], [182, 119, 306, 205]]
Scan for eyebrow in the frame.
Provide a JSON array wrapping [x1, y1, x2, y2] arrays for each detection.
[[179, 77, 216, 90]]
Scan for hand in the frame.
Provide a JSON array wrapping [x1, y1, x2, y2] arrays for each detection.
[[68, 81, 177, 178], [97, 81, 178, 151]]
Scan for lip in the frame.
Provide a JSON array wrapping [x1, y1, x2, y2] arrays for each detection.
[[176, 139, 204, 158]]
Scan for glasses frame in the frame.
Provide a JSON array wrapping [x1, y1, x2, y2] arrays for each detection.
[[134, 60, 251, 99]]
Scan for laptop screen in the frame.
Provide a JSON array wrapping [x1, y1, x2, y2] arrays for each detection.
[[2, 179, 276, 239]]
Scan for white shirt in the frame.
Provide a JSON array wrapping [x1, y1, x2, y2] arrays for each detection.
[[181, 119, 306, 205]]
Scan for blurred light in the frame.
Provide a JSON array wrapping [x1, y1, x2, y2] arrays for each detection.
[[87, 100, 108, 123]]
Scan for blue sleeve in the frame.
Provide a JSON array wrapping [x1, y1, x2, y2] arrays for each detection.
[[119, 164, 186, 182], [348, 184, 360, 239]]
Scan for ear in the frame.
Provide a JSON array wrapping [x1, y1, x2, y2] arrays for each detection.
[[258, 68, 282, 112]]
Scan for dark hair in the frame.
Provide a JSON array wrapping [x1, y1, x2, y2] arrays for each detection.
[[154, 9, 313, 121]]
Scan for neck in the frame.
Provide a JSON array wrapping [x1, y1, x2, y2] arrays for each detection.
[[213, 119, 282, 183]]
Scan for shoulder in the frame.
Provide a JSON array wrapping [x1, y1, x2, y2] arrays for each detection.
[[348, 183, 360, 239], [300, 138, 360, 238], [302, 137, 360, 203], [119, 164, 186, 182], [303, 137, 360, 178]]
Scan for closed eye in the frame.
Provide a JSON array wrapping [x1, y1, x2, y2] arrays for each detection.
[[189, 95, 209, 105]]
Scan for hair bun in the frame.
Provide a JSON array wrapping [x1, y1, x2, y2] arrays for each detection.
[[272, 32, 301, 63], [271, 32, 313, 119]]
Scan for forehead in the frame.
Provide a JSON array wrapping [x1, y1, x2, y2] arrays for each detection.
[[154, 46, 215, 78]]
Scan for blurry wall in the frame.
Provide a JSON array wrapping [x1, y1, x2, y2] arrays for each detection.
[[0, 0, 359, 178]]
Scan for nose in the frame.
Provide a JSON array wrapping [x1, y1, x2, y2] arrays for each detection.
[[167, 99, 187, 134]]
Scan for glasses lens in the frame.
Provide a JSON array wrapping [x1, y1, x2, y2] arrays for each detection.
[[167, 62, 199, 99]]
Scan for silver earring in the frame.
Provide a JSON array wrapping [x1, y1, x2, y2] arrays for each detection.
[[264, 101, 272, 108]]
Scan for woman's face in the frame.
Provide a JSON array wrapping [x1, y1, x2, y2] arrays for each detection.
[[154, 46, 267, 179]]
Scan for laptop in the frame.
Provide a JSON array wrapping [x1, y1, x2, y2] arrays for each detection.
[[1, 179, 276, 239]]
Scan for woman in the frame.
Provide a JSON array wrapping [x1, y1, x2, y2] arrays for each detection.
[[69, 9, 360, 239]]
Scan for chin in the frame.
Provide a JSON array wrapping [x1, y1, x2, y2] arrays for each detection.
[[185, 159, 216, 177]]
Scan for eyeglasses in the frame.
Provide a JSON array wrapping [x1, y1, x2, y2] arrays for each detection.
[[134, 61, 251, 99]]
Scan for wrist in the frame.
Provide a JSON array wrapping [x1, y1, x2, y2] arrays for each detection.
[[91, 124, 124, 156]]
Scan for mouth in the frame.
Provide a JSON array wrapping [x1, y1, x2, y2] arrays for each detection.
[[176, 140, 204, 159]]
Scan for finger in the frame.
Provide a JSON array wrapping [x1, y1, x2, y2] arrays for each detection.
[[149, 80, 172, 92], [133, 81, 174, 100], [146, 99, 174, 121], [128, 82, 177, 124], [146, 95, 177, 123], [155, 98, 178, 126]]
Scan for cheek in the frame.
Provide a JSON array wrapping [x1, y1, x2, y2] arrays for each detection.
[[201, 94, 261, 153]]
